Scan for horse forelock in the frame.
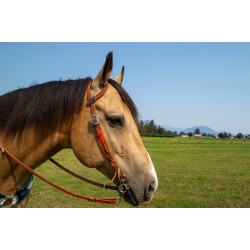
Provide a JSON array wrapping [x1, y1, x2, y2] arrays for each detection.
[[108, 78, 140, 124]]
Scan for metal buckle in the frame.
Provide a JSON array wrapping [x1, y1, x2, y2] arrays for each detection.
[[119, 183, 129, 195], [0, 194, 19, 208], [90, 114, 100, 126]]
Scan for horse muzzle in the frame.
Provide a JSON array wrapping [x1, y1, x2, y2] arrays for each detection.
[[123, 179, 157, 206], [123, 187, 139, 207]]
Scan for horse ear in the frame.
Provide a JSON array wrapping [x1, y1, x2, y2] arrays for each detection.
[[94, 51, 113, 88], [114, 66, 125, 85]]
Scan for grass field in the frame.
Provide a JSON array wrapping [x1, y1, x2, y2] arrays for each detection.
[[27, 137, 250, 208]]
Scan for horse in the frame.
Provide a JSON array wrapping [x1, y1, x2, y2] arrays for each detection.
[[0, 52, 158, 208]]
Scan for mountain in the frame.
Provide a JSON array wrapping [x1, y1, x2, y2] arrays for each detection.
[[163, 125, 183, 133], [182, 125, 218, 135], [143, 120, 220, 135], [161, 124, 219, 135]]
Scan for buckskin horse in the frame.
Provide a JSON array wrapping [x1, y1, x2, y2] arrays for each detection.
[[0, 52, 158, 208]]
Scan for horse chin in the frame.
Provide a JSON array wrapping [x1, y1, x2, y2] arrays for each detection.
[[123, 188, 139, 207], [123, 186, 155, 206]]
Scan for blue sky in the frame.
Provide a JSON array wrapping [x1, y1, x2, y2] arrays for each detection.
[[0, 42, 250, 134]]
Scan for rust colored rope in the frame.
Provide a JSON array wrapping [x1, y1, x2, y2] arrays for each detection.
[[49, 157, 118, 191], [0, 144, 118, 204]]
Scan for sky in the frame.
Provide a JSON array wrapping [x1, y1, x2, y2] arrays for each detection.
[[0, 42, 250, 134]]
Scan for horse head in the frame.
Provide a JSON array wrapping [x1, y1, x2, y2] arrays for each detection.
[[70, 52, 158, 206]]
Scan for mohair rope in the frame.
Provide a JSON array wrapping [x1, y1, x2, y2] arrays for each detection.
[[0, 147, 118, 205]]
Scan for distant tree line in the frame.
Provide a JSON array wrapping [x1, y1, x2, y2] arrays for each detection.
[[138, 120, 250, 139], [138, 120, 178, 137], [217, 132, 245, 139]]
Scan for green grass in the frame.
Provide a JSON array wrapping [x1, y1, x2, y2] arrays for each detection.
[[27, 137, 250, 208]]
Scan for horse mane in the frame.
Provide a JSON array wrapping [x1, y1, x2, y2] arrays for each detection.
[[0, 78, 139, 140]]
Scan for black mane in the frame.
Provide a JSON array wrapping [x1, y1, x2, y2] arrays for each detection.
[[0, 78, 139, 140]]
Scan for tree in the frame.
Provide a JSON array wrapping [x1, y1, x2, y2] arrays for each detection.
[[157, 126, 165, 135], [138, 120, 175, 137], [194, 128, 200, 134], [179, 131, 186, 136], [236, 133, 244, 139], [218, 132, 229, 139], [187, 132, 193, 137]]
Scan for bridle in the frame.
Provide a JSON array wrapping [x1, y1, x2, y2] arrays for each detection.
[[0, 80, 130, 207], [86, 80, 129, 195], [86, 80, 127, 188]]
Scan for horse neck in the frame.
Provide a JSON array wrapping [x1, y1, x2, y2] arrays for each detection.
[[0, 127, 70, 195], [1, 127, 70, 168]]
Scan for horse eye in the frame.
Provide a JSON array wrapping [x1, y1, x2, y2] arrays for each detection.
[[108, 116, 123, 127]]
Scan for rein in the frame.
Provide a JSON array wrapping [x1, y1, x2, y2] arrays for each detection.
[[0, 80, 129, 207]]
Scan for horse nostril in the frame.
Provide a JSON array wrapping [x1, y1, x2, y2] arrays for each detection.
[[144, 181, 157, 202], [148, 182, 156, 192]]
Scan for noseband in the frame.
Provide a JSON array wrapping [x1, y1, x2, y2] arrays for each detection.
[[0, 80, 130, 207]]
